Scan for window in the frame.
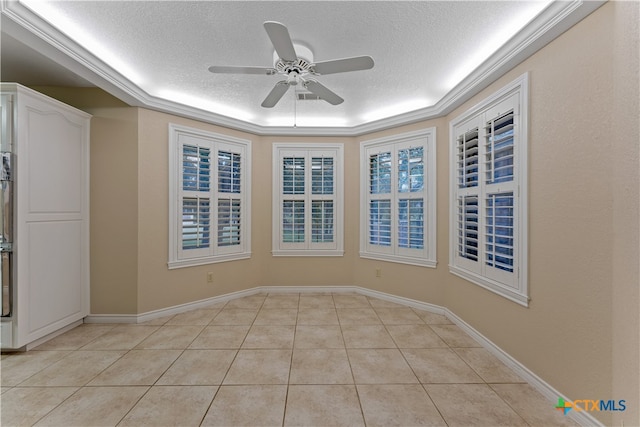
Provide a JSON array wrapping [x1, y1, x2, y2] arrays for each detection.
[[360, 128, 437, 267], [449, 73, 528, 306], [168, 124, 251, 268], [272, 143, 344, 256]]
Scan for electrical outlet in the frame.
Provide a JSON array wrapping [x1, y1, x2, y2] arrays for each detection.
[[207, 272, 214, 283], [375, 268, 382, 278]]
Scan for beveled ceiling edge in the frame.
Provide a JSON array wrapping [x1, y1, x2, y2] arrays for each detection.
[[1, 0, 605, 137]]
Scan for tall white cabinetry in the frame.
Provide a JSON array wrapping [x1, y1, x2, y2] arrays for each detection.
[[1, 83, 90, 349]]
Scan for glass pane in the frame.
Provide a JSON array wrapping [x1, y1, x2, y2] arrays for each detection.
[[218, 198, 241, 246], [182, 197, 210, 249], [182, 145, 210, 192], [369, 199, 391, 246], [369, 152, 392, 194], [485, 112, 514, 185], [182, 145, 198, 191], [311, 200, 334, 243], [398, 147, 424, 193], [283, 157, 305, 195], [398, 198, 424, 249], [283, 200, 305, 243], [218, 151, 241, 194], [485, 192, 514, 272], [311, 157, 334, 195]]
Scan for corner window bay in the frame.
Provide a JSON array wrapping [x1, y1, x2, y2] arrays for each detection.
[[449, 73, 528, 306]]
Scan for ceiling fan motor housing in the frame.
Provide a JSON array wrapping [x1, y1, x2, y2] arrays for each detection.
[[273, 43, 314, 77]]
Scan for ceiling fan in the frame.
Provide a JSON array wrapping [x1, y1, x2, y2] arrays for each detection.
[[208, 21, 374, 108]]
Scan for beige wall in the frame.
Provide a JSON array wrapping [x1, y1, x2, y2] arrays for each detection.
[[135, 109, 263, 313], [32, 1, 639, 424], [258, 135, 358, 288], [442, 4, 616, 424], [88, 107, 140, 314], [611, 1, 640, 425], [353, 117, 449, 308]]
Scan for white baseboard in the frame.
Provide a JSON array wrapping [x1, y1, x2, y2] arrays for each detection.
[[258, 285, 358, 294], [441, 310, 603, 427], [355, 287, 446, 315], [84, 314, 139, 324], [85, 287, 261, 324], [85, 284, 602, 426]]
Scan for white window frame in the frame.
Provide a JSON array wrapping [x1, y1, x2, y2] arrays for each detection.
[[449, 73, 528, 306], [168, 123, 251, 269], [359, 128, 437, 267], [272, 143, 344, 257]]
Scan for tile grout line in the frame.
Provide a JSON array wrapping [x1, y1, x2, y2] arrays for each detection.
[[280, 294, 301, 427], [90, 319, 188, 426], [5, 324, 111, 425], [339, 294, 370, 426], [369, 295, 459, 427], [199, 294, 265, 426], [3, 292, 567, 426]]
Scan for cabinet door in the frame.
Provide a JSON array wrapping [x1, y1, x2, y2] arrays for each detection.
[[15, 87, 90, 347]]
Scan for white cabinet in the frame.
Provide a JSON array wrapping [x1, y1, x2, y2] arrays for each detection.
[[1, 83, 90, 349]]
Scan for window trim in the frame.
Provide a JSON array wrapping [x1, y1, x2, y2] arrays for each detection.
[[168, 123, 252, 269], [359, 127, 437, 268], [272, 143, 344, 257], [271, 142, 344, 257], [448, 72, 529, 306]]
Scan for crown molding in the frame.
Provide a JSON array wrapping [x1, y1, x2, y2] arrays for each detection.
[[1, 0, 605, 137]]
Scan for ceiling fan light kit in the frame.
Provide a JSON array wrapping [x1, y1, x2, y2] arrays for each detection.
[[209, 21, 374, 109]]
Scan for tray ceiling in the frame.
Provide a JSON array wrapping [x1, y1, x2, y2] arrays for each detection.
[[0, 1, 604, 135]]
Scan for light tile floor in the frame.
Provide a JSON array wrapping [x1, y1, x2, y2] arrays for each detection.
[[1, 293, 578, 426]]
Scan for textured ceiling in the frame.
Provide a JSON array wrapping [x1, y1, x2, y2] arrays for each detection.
[[2, 0, 587, 131]]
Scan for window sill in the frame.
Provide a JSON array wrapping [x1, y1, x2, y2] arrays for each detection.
[[168, 252, 251, 269], [359, 252, 437, 268], [272, 250, 344, 257]]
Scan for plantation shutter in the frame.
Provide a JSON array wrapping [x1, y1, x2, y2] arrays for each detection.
[[277, 148, 339, 251], [457, 128, 479, 189], [367, 150, 393, 252], [365, 139, 429, 259], [360, 128, 436, 267], [483, 98, 518, 287], [281, 154, 306, 246], [452, 93, 519, 288], [169, 124, 251, 268], [457, 195, 479, 262], [397, 144, 425, 255], [180, 143, 211, 258], [453, 116, 482, 273], [217, 147, 243, 252], [448, 74, 527, 304], [311, 156, 335, 243]]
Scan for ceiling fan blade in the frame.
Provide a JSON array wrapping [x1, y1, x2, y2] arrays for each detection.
[[304, 80, 344, 105], [261, 81, 290, 108], [264, 21, 297, 62], [208, 66, 276, 75], [312, 56, 374, 75]]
